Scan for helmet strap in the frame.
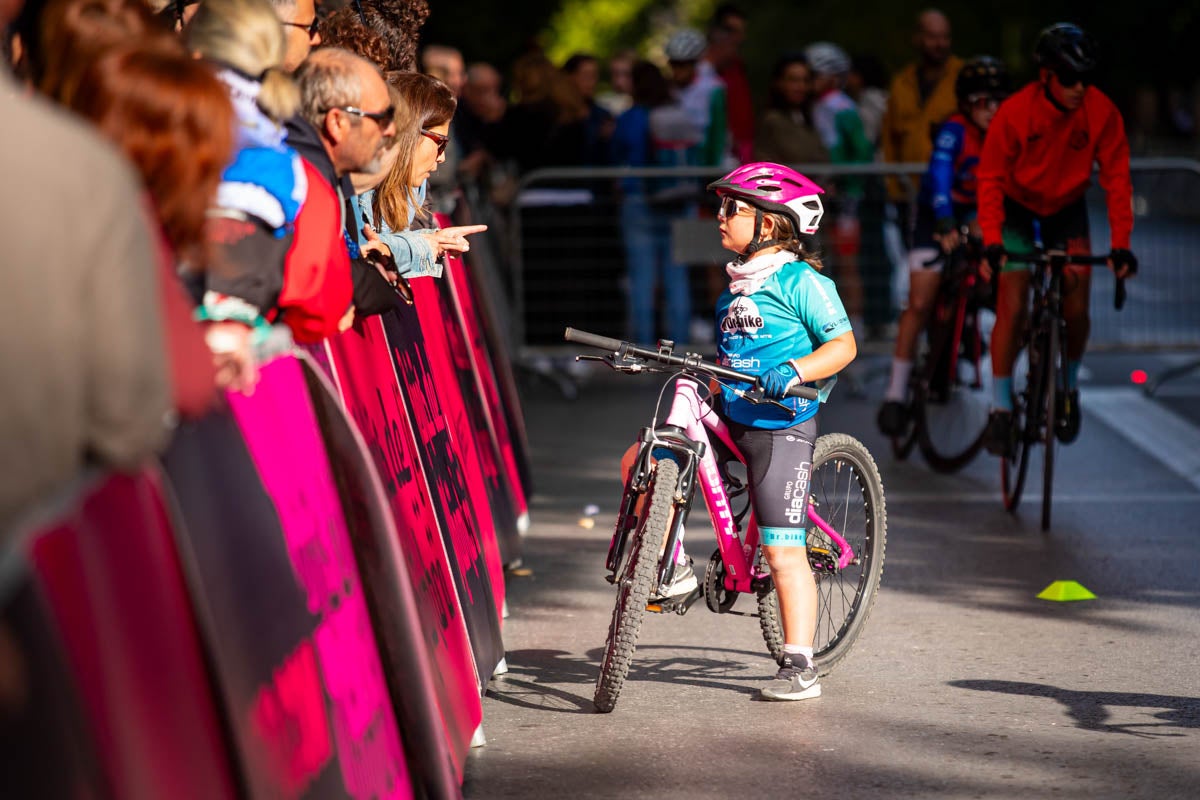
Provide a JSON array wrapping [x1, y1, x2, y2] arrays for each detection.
[[1040, 71, 1072, 113], [738, 209, 783, 261]]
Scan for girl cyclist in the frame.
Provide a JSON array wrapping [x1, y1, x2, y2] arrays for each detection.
[[700, 163, 857, 700], [877, 56, 1010, 435]]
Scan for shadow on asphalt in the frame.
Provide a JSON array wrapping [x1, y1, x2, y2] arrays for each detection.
[[487, 644, 776, 714], [950, 680, 1200, 737]]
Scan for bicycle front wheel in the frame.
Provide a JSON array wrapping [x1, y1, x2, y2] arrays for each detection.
[[594, 457, 678, 712], [757, 434, 887, 674], [1001, 345, 1037, 512], [1040, 321, 1062, 530]]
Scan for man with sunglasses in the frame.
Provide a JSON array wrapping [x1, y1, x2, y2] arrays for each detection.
[[977, 22, 1136, 457], [286, 47, 402, 321], [271, 0, 322, 72]]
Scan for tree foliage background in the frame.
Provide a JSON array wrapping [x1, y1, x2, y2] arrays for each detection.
[[422, 0, 1200, 148]]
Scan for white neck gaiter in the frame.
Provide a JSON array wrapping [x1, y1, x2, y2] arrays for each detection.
[[725, 250, 795, 296]]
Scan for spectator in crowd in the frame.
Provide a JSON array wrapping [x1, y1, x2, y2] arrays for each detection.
[[421, 43, 465, 95], [754, 52, 828, 166], [666, 26, 728, 168], [1, 23, 173, 531], [848, 54, 889, 149], [66, 41, 235, 399], [503, 50, 588, 172], [358, 72, 488, 279], [420, 44, 468, 211], [355, 0, 428, 72], [457, 60, 507, 175], [611, 59, 694, 345], [709, 4, 754, 163], [270, 0, 321, 72], [595, 48, 634, 117], [187, 0, 317, 359], [288, 47, 399, 316], [806, 41, 875, 333], [563, 52, 614, 166], [880, 8, 962, 304], [317, 7, 391, 70]]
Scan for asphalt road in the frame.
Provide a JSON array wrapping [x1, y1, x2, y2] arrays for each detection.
[[463, 350, 1200, 800]]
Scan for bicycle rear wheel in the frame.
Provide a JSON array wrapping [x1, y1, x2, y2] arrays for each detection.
[[1040, 321, 1061, 530], [594, 457, 678, 713], [915, 309, 990, 472], [757, 434, 887, 674]]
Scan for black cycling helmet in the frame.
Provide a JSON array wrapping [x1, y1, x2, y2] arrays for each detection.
[[955, 56, 1010, 105], [1034, 23, 1098, 74]]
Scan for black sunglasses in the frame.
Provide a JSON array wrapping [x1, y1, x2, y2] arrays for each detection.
[[328, 105, 395, 126], [421, 128, 450, 156], [282, 17, 320, 37], [1053, 68, 1092, 88]]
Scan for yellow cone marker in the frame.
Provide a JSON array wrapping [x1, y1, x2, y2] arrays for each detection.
[[1037, 580, 1097, 601]]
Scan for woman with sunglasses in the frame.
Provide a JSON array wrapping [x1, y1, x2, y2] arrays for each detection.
[[357, 72, 486, 281], [976, 23, 1136, 458], [662, 163, 856, 701], [877, 56, 1009, 436]]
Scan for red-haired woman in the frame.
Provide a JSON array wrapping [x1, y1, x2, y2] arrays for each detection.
[[68, 42, 248, 401]]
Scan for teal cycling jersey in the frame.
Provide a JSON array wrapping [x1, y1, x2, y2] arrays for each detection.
[[715, 260, 852, 429]]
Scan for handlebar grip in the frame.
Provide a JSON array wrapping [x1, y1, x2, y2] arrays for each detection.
[[787, 383, 821, 401], [564, 327, 624, 352], [1115, 278, 1126, 310]]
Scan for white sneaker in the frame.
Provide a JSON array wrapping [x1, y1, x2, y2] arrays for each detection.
[[760, 654, 821, 701], [652, 560, 697, 599]]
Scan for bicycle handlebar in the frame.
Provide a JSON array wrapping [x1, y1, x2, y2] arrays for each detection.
[[1003, 251, 1127, 311], [564, 327, 821, 401]]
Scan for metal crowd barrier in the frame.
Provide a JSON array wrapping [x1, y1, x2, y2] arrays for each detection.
[[494, 159, 1200, 356]]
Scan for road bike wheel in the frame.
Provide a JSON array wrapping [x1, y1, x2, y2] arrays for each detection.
[[593, 457, 678, 713], [915, 312, 991, 473], [1001, 344, 1038, 512], [889, 405, 918, 461], [757, 434, 887, 674], [1040, 322, 1061, 531]]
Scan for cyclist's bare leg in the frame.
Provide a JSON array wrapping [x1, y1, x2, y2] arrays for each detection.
[[894, 268, 941, 361], [990, 269, 1031, 402], [761, 543, 817, 646], [1061, 263, 1092, 365]]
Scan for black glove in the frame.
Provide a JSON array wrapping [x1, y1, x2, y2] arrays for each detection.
[[1110, 248, 1138, 277], [984, 243, 1006, 275]]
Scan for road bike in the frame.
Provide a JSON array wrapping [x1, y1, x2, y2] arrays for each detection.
[[890, 234, 993, 472], [565, 328, 886, 713], [999, 251, 1126, 530]]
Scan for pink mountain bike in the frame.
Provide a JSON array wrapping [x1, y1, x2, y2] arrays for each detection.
[[566, 328, 887, 713]]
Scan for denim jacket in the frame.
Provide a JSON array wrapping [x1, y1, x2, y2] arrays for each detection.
[[356, 181, 442, 278]]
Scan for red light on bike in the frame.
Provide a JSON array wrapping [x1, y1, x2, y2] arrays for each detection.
[[1130, 369, 1148, 385]]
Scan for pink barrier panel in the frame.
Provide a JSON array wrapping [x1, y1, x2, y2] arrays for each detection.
[[225, 356, 412, 799], [25, 469, 238, 800], [316, 325, 482, 781], [380, 303, 505, 676], [435, 212, 530, 521]]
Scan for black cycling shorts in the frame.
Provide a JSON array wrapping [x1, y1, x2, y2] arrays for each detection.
[[725, 415, 818, 546]]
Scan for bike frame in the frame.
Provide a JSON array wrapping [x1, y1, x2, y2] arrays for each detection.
[[617, 377, 856, 597]]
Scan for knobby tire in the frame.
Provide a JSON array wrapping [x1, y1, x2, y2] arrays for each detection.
[[593, 457, 678, 712]]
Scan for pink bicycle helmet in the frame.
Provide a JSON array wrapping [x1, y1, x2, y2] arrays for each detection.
[[708, 162, 825, 237]]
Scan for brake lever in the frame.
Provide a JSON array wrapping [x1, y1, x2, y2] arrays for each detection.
[[740, 385, 797, 416]]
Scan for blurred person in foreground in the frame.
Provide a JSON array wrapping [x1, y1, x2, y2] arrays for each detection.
[[0, 0, 172, 532]]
